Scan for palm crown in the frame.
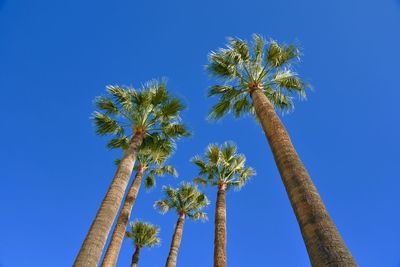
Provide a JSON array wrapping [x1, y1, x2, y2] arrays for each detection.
[[206, 34, 309, 119], [126, 221, 161, 248], [192, 142, 255, 190], [134, 136, 178, 190], [154, 183, 209, 221], [93, 79, 190, 149]]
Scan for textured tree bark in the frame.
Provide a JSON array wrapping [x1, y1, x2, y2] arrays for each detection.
[[214, 184, 227, 267], [131, 246, 141, 267], [165, 214, 185, 267], [101, 166, 146, 266], [250, 88, 356, 266], [74, 131, 145, 267]]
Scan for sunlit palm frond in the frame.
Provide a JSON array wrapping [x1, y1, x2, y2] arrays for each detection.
[[107, 136, 130, 150], [92, 112, 124, 136], [234, 167, 256, 190], [154, 199, 172, 214], [106, 85, 134, 112], [95, 96, 120, 115], [267, 41, 299, 68], [187, 211, 208, 222]]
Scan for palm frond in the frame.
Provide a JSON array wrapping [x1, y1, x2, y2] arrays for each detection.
[[151, 165, 178, 177], [208, 85, 234, 97], [272, 70, 307, 98], [95, 96, 119, 115], [92, 111, 124, 136], [265, 89, 294, 112], [267, 41, 299, 67], [232, 96, 252, 118], [228, 37, 250, 62], [188, 211, 208, 222], [106, 85, 133, 111], [208, 100, 231, 120], [206, 144, 221, 165], [252, 34, 265, 64], [162, 123, 191, 138], [145, 175, 156, 190], [154, 199, 171, 214], [159, 99, 186, 119], [151, 82, 168, 105], [193, 177, 208, 186], [234, 167, 256, 190], [107, 136, 130, 150]]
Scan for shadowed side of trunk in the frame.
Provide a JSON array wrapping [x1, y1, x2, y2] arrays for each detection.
[[214, 185, 227, 267], [250, 88, 356, 267], [131, 246, 141, 267], [74, 132, 144, 267], [101, 166, 146, 266], [165, 214, 185, 267]]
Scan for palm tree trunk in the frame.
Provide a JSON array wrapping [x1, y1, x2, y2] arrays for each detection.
[[165, 214, 185, 267], [250, 88, 356, 266], [74, 131, 145, 267], [131, 245, 141, 267], [214, 184, 227, 267], [101, 165, 146, 267]]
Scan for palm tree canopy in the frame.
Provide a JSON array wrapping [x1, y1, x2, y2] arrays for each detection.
[[125, 220, 161, 248], [206, 34, 310, 119], [114, 135, 178, 190], [192, 142, 255, 190], [135, 136, 178, 190], [154, 183, 210, 221], [92, 79, 190, 149]]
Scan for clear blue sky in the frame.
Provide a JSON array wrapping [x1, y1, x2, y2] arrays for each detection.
[[1, 0, 399, 266]]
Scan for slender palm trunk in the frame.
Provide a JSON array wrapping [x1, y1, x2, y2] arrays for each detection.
[[101, 166, 146, 267], [165, 214, 185, 267], [214, 184, 227, 267], [250, 88, 356, 266], [74, 131, 145, 267], [131, 245, 141, 267]]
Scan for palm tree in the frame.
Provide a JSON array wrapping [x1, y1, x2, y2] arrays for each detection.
[[74, 80, 190, 266], [192, 142, 255, 267], [206, 35, 356, 266], [101, 137, 177, 266], [155, 183, 209, 267], [125, 220, 161, 267]]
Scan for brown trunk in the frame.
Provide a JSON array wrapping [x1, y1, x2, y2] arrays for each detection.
[[101, 166, 146, 267], [214, 184, 227, 267], [165, 214, 185, 267], [73, 131, 145, 267], [250, 88, 356, 267], [131, 245, 141, 267]]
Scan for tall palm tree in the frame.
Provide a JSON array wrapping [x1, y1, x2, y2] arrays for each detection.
[[101, 137, 177, 266], [206, 35, 356, 266], [155, 183, 209, 267], [125, 220, 161, 267], [192, 142, 255, 267], [74, 80, 190, 266]]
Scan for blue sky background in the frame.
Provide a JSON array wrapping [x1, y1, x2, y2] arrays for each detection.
[[1, 0, 400, 266]]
